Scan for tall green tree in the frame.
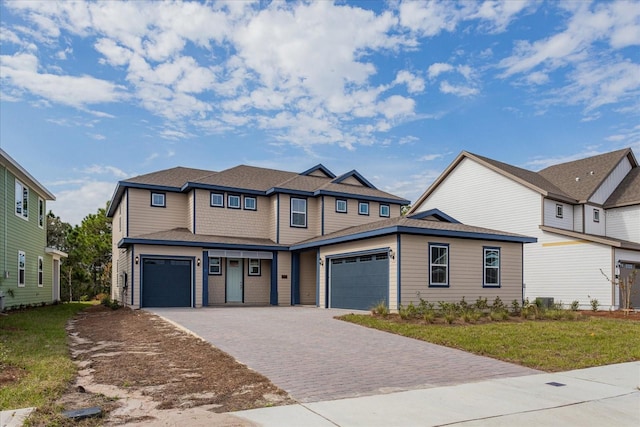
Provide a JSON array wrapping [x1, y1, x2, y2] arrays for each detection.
[[46, 211, 72, 251]]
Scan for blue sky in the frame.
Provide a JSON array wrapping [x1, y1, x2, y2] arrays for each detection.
[[1, 0, 639, 225]]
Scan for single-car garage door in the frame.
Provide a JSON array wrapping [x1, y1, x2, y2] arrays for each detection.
[[142, 258, 192, 307], [329, 253, 389, 310]]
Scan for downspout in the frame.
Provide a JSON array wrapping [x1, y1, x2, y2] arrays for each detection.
[[321, 196, 325, 236]]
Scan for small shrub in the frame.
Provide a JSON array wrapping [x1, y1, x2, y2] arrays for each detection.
[[371, 300, 389, 317], [423, 311, 435, 324], [510, 299, 521, 315], [398, 304, 411, 320], [491, 296, 506, 312], [444, 312, 456, 324], [474, 297, 489, 311], [80, 295, 89, 302], [101, 295, 112, 307], [588, 296, 599, 312], [570, 300, 580, 311], [552, 301, 564, 310]]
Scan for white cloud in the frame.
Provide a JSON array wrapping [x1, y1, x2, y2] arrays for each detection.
[[427, 62, 454, 79], [81, 165, 128, 178], [439, 81, 479, 97], [419, 154, 444, 161], [394, 70, 425, 94], [48, 181, 115, 225], [87, 133, 106, 140]]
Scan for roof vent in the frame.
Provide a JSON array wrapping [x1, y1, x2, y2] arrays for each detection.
[[589, 171, 594, 175], [575, 177, 580, 182]]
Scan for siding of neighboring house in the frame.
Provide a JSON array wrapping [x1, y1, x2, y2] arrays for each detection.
[[584, 204, 606, 235], [194, 189, 271, 239], [128, 189, 188, 236], [131, 244, 203, 309], [277, 251, 292, 305], [399, 235, 523, 305], [590, 158, 632, 205], [299, 250, 317, 305], [1, 171, 52, 307], [318, 235, 398, 309], [543, 199, 573, 230], [607, 206, 640, 242], [573, 205, 583, 232]]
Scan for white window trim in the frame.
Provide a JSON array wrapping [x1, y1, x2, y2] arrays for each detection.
[[38, 256, 44, 287], [555, 204, 563, 218], [15, 179, 29, 220], [18, 251, 26, 287], [379, 204, 390, 217], [336, 199, 347, 213], [151, 192, 166, 207], [483, 247, 501, 287], [228, 194, 241, 209], [429, 244, 449, 287], [210, 192, 224, 207], [593, 209, 600, 223], [244, 196, 257, 211], [209, 257, 222, 275], [248, 259, 261, 276], [291, 197, 307, 227], [38, 198, 44, 228], [358, 202, 369, 216]]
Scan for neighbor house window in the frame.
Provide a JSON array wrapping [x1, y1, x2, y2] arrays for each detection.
[[429, 244, 448, 287], [15, 180, 28, 219], [18, 251, 26, 287], [38, 256, 44, 287], [379, 204, 390, 217], [336, 199, 347, 213], [483, 247, 500, 287], [555, 204, 563, 218], [210, 192, 224, 207], [248, 259, 261, 276], [244, 196, 257, 211], [358, 202, 369, 216], [151, 192, 166, 207], [291, 198, 307, 227], [208, 257, 221, 275], [228, 195, 241, 209], [38, 198, 44, 228], [593, 209, 600, 223]]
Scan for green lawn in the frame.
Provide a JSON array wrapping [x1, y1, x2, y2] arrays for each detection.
[[0, 303, 90, 410], [340, 314, 640, 372]]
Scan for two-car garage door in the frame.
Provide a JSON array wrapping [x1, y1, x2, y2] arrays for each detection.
[[142, 258, 192, 307], [329, 253, 389, 310]]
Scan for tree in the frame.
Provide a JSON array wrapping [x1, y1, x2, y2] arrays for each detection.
[[46, 211, 72, 251]]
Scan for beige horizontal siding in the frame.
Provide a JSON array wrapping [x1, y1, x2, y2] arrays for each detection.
[[278, 195, 319, 244], [323, 197, 400, 235], [299, 250, 317, 305], [128, 189, 188, 236], [318, 235, 398, 309], [399, 235, 523, 306], [207, 258, 271, 305], [194, 189, 271, 238]]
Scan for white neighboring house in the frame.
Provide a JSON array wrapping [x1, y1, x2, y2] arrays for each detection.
[[409, 148, 640, 310]]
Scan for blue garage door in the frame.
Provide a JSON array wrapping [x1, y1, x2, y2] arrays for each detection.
[[330, 253, 389, 310], [142, 259, 191, 307]]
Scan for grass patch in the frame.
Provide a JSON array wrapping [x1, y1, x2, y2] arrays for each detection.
[[340, 314, 640, 372], [0, 303, 90, 410]]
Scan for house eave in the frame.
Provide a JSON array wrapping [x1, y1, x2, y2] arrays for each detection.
[[539, 225, 640, 251]]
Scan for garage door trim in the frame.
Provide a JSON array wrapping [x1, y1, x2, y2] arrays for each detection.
[[140, 254, 195, 308], [325, 247, 391, 309]]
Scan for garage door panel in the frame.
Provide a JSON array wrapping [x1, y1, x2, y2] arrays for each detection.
[[142, 259, 191, 307], [330, 254, 388, 310]]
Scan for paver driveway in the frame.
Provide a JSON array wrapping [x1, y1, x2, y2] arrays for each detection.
[[150, 307, 540, 403]]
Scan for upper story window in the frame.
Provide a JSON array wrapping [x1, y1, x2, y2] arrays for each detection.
[[18, 251, 26, 287], [555, 204, 563, 218], [336, 199, 347, 213], [291, 198, 307, 227], [483, 247, 500, 287], [38, 198, 44, 228], [210, 192, 224, 207], [244, 196, 257, 211], [429, 244, 448, 287], [209, 257, 221, 275], [15, 180, 29, 219], [593, 209, 600, 223], [228, 194, 241, 209], [358, 202, 369, 216], [151, 192, 166, 207], [379, 204, 390, 217], [38, 256, 44, 287]]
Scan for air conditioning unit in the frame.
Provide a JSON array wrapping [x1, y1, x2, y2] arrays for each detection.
[[535, 297, 554, 309]]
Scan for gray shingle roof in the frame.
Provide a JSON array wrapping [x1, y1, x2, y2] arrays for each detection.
[[124, 167, 215, 188], [604, 167, 640, 208], [192, 165, 298, 191], [538, 148, 632, 202], [119, 228, 284, 249]]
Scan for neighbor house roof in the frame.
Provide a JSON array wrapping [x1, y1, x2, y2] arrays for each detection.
[[539, 225, 640, 251], [0, 148, 56, 200], [409, 148, 638, 214], [108, 163, 409, 217], [291, 215, 536, 250], [604, 167, 640, 208]]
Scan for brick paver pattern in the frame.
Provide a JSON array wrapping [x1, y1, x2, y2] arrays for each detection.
[[150, 307, 541, 403]]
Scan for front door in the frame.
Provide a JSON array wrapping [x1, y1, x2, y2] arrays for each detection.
[[226, 259, 243, 302]]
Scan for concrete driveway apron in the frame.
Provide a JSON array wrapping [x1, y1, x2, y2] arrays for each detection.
[[149, 307, 540, 403]]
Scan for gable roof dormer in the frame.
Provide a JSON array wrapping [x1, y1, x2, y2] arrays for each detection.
[[300, 164, 336, 179], [407, 209, 461, 223], [332, 170, 377, 189]]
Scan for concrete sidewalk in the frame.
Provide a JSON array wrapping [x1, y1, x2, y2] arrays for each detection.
[[234, 362, 640, 426]]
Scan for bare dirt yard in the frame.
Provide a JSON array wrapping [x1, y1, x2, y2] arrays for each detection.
[[36, 305, 295, 426]]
